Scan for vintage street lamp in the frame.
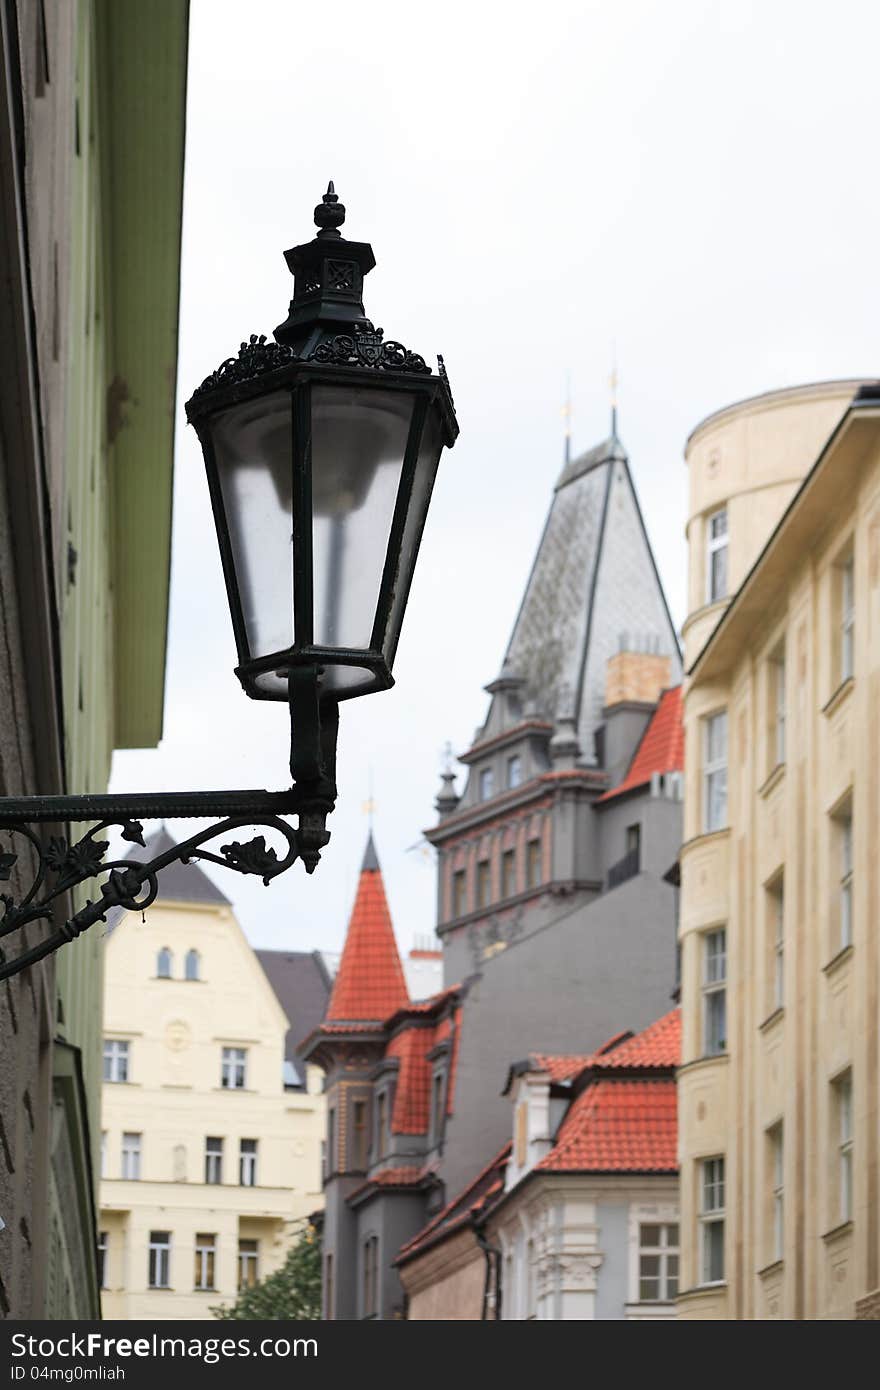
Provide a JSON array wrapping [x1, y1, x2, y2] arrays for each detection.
[[0, 185, 458, 981]]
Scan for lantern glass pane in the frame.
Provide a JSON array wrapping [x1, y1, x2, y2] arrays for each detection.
[[310, 385, 414, 675], [382, 405, 444, 663], [213, 391, 293, 675]]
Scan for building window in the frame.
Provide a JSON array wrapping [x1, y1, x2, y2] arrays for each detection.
[[702, 929, 727, 1056], [148, 1231, 171, 1289], [121, 1132, 141, 1181], [352, 1101, 368, 1169], [526, 839, 542, 889], [834, 801, 853, 951], [431, 1072, 445, 1144], [507, 755, 523, 789], [706, 506, 728, 603], [702, 711, 728, 833], [514, 1101, 528, 1167], [839, 551, 855, 683], [103, 1039, 129, 1083], [221, 1047, 247, 1089], [501, 848, 516, 898], [768, 1124, 784, 1262], [638, 1223, 679, 1301], [363, 1235, 379, 1318], [97, 1232, 108, 1290], [156, 947, 172, 978], [185, 949, 200, 981], [194, 1234, 216, 1291], [451, 868, 467, 918], [479, 767, 494, 801], [768, 876, 784, 1010], [376, 1092, 387, 1159], [476, 859, 491, 909], [239, 1139, 257, 1187], [699, 1157, 725, 1284], [833, 1072, 853, 1224], [325, 1253, 334, 1320], [238, 1239, 258, 1290], [327, 1108, 336, 1174], [205, 1136, 223, 1185], [626, 823, 641, 867]]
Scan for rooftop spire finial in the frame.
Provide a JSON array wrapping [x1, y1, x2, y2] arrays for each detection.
[[314, 180, 345, 237], [361, 767, 376, 832], [609, 350, 619, 440], [562, 373, 572, 467]]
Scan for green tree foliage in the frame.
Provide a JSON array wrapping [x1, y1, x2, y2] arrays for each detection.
[[211, 1223, 322, 1321]]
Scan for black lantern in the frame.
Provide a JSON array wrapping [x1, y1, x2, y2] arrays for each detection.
[[185, 183, 458, 711], [0, 184, 458, 982]]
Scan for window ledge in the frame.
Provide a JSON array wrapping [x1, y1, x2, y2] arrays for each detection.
[[678, 1281, 728, 1299], [758, 763, 786, 799], [759, 1006, 785, 1034], [677, 1052, 730, 1077], [757, 1258, 784, 1279], [681, 598, 729, 637], [822, 677, 854, 719], [822, 1220, 853, 1245], [681, 827, 731, 856], [823, 943, 854, 977]]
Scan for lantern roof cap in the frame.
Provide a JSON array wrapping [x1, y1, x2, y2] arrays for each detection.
[[276, 181, 377, 344]]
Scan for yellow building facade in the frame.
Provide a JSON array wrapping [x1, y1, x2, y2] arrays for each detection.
[[99, 842, 325, 1319], [678, 380, 880, 1318]]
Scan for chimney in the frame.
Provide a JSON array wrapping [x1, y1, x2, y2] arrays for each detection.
[[605, 649, 671, 709], [601, 641, 671, 787]]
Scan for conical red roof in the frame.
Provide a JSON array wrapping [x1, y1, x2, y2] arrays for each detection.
[[325, 834, 409, 1023]]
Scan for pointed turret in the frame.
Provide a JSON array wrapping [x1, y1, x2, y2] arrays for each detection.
[[324, 834, 409, 1023]]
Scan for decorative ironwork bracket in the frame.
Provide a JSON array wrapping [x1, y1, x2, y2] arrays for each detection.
[[0, 677, 339, 982]]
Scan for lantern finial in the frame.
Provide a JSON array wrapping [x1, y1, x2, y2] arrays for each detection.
[[314, 181, 345, 238]]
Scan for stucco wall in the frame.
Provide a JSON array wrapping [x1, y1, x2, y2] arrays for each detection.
[[440, 865, 678, 1197], [99, 899, 325, 1320]]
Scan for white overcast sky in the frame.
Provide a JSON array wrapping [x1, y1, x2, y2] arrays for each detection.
[[110, 0, 880, 957]]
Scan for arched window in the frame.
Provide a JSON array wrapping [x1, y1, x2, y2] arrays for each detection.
[[185, 949, 200, 982], [157, 947, 172, 979]]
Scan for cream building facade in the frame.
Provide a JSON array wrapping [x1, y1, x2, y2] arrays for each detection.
[[678, 379, 880, 1319], [99, 834, 326, 1319]]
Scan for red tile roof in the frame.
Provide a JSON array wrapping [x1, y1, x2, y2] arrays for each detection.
[[524, 1054, 598, 1084], [535, 1077, 677, 1173], [395, 1143, 512, 1265], [599, 685, 684, 802], [324, 837, 409, 1024], [590, 1008, 680, 1069], [385, 999, 463, 1134], [535, 1009, 680, 1174]]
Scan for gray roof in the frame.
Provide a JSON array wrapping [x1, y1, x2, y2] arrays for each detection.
[[256, 949, 333, 1074], [104, 826, 230, 934], [128, 826, 231, 904], [498, 432, 681, 759], [555, 433, 627, 491]]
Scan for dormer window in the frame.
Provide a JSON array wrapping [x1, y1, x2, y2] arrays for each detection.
[[502, 849, 516, 898], [507, 755, 522, 789], [156, 947, 172, 979], [431, 1071, 446, 1146], [526, 839, 542, 889], [476, 860, 491, 909], [479, 767, 494, 800]]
